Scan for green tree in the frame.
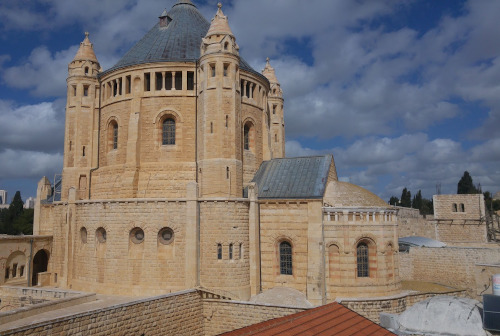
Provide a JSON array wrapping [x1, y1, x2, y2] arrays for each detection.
[[389, 196, 399, 206], [0, 191, 34, 235], [400, 188, 412, 207], [457, 171, 480, 194], [412, 190, 423, 210]]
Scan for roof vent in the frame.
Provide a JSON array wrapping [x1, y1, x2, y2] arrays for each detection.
[[159, 9, 172, 28]]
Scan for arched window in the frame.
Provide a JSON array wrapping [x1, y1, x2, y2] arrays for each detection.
[[162, 118, 176, 145], [357, 243, 369, 277], [452, 203, 458, 212], [244, 124, 250, 150], [108, 120, 118, 150], [279, 241, 292, 275], [229, 243, 233, 259], [460, 203, 465, 212], [217, 244, 222, 260]]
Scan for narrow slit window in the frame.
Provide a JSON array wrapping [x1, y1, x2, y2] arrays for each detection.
[[12, 264, 17, 277], [217, 244, 222, 260], [156, 72, 163, 90], [165, 73, 173, 90], [5, 267, 9, 279], [113, 123, 118, 149], [225, 115, 228, 128], [229, 244, 233, 259], [118, 78, 122, 95], [279, 241, 292, 275], [239, 243, 243, 259], [82, 146, 86, 157], [223, 63, 229, 77], [211, 64, 216, 77], [83, 85, 89, 97], [187, 72, 195, 90], [144, 73, 151, 91], [175, 72, 182, 90], [126, 75, 131, 94], [273, 105, 277, 114], [84, 67, 89, 75], [19, 265, 25, 277], [226, 167, 229, 179], [73, 85, 77, 96], [113, 81, 118, 96]]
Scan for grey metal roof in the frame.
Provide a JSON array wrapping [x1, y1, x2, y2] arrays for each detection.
[[251, 155, 333, 199], [103, 1, 262, 79], [398, 236, 446, 248]]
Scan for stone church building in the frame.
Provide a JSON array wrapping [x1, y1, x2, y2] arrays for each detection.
[[31, 0, 400, 306]]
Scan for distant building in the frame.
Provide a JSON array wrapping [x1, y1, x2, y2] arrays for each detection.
[[24, 197, 35, 209], [0, 190, 8, 209]]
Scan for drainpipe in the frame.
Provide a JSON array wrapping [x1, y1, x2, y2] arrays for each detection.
[[88, 77, 102, 199], [322, 209, 327, 305], [28, 238, 34, 287]]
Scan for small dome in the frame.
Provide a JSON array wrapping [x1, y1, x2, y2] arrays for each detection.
[[323, 180, 388, 208], [250, 287, 313, 308], [397, 296, 486, 336], [73, 32, 98, 64]]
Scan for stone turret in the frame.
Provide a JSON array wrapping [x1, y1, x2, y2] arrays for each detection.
[[262, 58, 285, 158], [198, 3, 243, 197], [62, 33, 100, 201]]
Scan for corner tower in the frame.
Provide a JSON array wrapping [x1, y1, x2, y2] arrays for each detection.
[[262, 58, 285, 158], [62, 33, 100, 201], [198, 3, 243, 197]]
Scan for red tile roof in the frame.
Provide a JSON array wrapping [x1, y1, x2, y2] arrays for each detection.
[[219, 302, 395, 336]]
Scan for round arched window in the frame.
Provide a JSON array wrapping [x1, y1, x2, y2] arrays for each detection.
[[130, 227, 145, 244], [96, 227, 107, 243], [158, 227, 174, 245], [80, 227, 88, 244]]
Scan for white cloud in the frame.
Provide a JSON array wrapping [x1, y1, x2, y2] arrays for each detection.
[[0, 149, 63, 179], [2, 46, 78, 97], [0, 100, 64, 152]]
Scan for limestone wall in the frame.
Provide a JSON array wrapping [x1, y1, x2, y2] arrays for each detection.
[[199, 201, 250, 299], [71, 200, 188, 295], [399, 246, 500, 298], [397, 207, 436, 238], [259, 201, 310, 295], [323, 209, 400, 298], [339, 289, 467, 323], [433, 194, 485, 220], [203, 299, 305, 336], [1, 290, 203, 336], [434, 221, 487, 243]]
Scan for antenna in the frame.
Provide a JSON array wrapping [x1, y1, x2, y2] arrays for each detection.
[[436, 183, 441, 195]]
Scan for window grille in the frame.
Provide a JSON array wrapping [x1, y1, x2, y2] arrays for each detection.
[[113, 123, 118, 149], [279, 241, 292, 275], [357, 243, 369, 277], [244, 125, 250, 150], [162, 118, 176, 145]]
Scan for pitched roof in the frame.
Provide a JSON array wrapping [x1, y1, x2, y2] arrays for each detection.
[[251, 155, 333, 199], [220, 302, 396, 336], [104, 1, 260, 78]]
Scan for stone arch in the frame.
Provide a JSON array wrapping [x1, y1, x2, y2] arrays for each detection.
[[155, 110, 182, 147], [32, 249, 49, 286], [327, 243, 341, 282], [242, 118, 256, 152]]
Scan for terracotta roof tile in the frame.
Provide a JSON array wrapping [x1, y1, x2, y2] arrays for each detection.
[[219, 302, 395, 336]]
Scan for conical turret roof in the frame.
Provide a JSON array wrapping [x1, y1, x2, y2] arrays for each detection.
[[262, 58, 279, 83], [73, 32, 98, 63], [104, 1, 260, 78], [206, 3, 234, 38]]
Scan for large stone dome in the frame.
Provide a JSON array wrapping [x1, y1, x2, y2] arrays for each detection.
[[323, 180, 389, 208], [105, 0, 258, 75]]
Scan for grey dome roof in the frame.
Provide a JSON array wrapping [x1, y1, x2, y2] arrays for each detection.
[[104, 1, 260, 77]]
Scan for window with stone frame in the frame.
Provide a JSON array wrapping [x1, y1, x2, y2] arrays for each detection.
[[279, 241, 293, 275], [162, 118, 176, 145], [229, 243, 233, 259], [357, 242, 369, 277]]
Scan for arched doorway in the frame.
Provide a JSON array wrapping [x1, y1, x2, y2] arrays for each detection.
[[32, 250, 49, 286]]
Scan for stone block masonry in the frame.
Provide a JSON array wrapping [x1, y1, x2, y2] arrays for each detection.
[[1, 290, 204, 336]]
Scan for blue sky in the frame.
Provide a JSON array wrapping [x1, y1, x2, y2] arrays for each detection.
[[1, 0, 500, 203]]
